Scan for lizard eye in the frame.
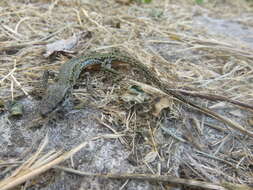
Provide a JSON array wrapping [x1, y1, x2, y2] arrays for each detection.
[[111, 48, 120, 54]]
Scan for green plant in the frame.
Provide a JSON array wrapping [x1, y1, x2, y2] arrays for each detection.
[[136, 0, 152, 3], [195, 0, 204, 4]]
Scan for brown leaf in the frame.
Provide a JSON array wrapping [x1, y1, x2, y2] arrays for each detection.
[[44, 31, 91, 57], [152, 97, 173, 117], [169, 34, 182, 41]]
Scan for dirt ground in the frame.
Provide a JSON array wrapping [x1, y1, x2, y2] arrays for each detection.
[[1, 0, 253, 190]]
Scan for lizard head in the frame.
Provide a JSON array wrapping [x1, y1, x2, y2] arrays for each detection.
[[39, 84, 70, 117]]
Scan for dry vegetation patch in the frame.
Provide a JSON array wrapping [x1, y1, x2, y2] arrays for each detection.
[[0, 0, 253, 189]]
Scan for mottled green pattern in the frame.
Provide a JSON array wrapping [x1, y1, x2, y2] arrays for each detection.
[[39, 51, 139, 116], [39, 50, 199, 117]]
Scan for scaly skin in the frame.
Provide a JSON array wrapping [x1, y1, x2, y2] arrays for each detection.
[[39, 50, 253, 139], [39, 50, 202, 116], [39, 51, 138, 116]]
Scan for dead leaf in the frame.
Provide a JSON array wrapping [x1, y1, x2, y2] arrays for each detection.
[[121, 85, 150, 103], [229, 110, 243, 117], [169, 34, 182, 41], [0, 99, 4, 113], [143, 151, 158, 163], [209, 102, 226, 109], [248, 117, 253, 127], [44, 31, 92, 57], [190, 116, 203, 135], [0, 99, 4, 107], [152, 97, 173, 117]]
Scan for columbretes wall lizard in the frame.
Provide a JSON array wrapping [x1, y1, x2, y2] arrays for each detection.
[[39, 50, 253, 138]]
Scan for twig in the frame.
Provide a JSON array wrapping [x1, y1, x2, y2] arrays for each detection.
[[10, 74, 30, 97], [1, 24, 24, 39], [0, 41, 47, 52], [0, 68, 16, 84], [174, 89, 253, 111], [54, 166, 227, 190], [0, 139, 88, 190]]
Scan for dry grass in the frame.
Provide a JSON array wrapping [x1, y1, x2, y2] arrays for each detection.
[[1, 0, 253, 189]]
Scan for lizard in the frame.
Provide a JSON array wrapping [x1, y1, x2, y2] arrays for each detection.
[[40, 50, 180, 116], [39, 51, 135, 116], [38, 49, 253, 138], [39, 49, 205, 117]]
